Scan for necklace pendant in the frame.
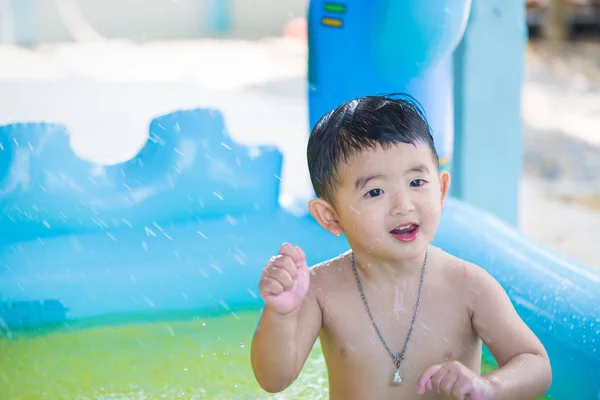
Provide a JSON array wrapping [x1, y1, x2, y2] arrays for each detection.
[[392, 368, 402, 385]]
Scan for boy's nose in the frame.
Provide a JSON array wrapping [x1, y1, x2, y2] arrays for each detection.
[[390, 194, 415, 215]]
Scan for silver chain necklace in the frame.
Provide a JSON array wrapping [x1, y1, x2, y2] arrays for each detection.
[[350, 248, 428, 386]]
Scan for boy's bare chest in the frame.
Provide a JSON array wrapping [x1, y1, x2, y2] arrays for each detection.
[[317, 280, 481, 395]]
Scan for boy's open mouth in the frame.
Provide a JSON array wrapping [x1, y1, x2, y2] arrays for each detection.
[[390, 223, 419, 242]]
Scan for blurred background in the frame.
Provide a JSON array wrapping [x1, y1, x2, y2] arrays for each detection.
[[1, 0, 598, 268], [521, 0, 600, 270]]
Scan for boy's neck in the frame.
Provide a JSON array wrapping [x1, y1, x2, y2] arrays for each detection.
[[351, 248, 430, 282]]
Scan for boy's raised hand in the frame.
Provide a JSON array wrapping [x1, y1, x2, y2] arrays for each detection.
[[259, 243, 310, 315], [418, 361, 495, 400]]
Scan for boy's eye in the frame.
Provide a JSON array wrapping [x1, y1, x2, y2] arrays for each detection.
[[366, 188, 384, 198], [410, 179, 426, 187]]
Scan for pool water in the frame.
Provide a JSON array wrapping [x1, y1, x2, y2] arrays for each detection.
[[0, 309, 550, 399]]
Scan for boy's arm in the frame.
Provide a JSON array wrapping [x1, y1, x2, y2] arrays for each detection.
[[250, 278, 322, 393], [469, 264, 552, 400]]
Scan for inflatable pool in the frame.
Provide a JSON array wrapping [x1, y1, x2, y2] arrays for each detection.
[[0, 109, 599, 399], [1, 0, 599, 399]]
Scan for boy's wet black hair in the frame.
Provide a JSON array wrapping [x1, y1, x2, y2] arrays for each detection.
[[307, 93, 439, 204]]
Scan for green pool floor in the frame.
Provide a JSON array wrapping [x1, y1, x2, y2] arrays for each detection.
[[0, 309, 550, 399]]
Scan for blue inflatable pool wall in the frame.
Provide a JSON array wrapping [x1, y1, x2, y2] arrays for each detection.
[[0, 111, 282, 243], [1, 0, 599, 399]]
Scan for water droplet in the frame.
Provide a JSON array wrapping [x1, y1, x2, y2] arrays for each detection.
[[219, 300, 230, 310], [198, 268, 209, 278]]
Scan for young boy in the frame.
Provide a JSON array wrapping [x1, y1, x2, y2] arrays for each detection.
[[250, 94, 552, 399]]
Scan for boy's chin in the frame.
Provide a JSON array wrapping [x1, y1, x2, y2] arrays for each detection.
[[388, 238, 430, 258], [359, 242, 429, 262], [345, 232, 431, 260]]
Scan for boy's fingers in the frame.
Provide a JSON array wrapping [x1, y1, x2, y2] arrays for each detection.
[[279, 243, 302, 264], [279, 242, 306, 266], [418, 364, 442, 393], [268, 267, 294, 289], [295, 246, 308, 267], [279, 242, 296, 258], [419, 364, 442, 385], [261, 277, 284, 296], [417, 380, 428, 395], [272, 256, 297, 278]]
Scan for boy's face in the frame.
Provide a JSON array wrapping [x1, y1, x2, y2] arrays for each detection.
[[310, 142, 450, 262]]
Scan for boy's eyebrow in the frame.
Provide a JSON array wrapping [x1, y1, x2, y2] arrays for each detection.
[[406, 164, 430, 174], [354, 174, 385, 191]]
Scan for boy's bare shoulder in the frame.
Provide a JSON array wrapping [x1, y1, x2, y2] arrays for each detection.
[[435, 247, 507, 308], [306, 252, 356, 315], [448, 251, 503, 289], [436, 248, 488, 281], [308, 251, 352, 288]]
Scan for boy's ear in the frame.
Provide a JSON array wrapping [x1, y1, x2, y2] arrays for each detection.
[[439, 170, 451, 210], [308, 198, 344, 237]]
